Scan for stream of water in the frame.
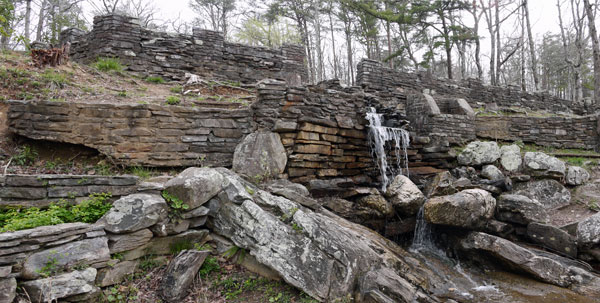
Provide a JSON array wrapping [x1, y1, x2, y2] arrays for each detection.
[[365, 107, 410, 192]]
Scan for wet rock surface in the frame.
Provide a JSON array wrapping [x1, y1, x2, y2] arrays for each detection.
[[423, 189, 496, 229], [385, 175, 425, 216]]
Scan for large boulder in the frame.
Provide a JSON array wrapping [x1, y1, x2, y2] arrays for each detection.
[[385, 175, 425, 216], [423, 189, 496, 229], [159, 250, 210, 302], [355, 191, 394, 218], [577, 212, 600, 248], [523, 152, 566, 178], [209, 168, 438, 302], [500, 144, 522, 172], [265, 179, 319, 209], [496, 194, 548, 225], [511, 179, 571, 210], [101, 193, 168, 234], [232, 131, 287, 179], [457, 141, 501, 166], [22, 237, 110, 279], [21, 268, 97, 303], [566, 166, 590, 186], [164, 167, 226, 209]]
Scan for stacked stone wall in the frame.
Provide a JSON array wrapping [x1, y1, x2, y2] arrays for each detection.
[[0, 174, 138, 209], [475, 115, 599, 149], [66, 15, 307, 84], [358, 59, 589, 115], [7, 100, 253, 167]]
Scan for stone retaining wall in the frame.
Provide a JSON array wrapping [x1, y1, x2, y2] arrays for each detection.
[[475, 115, 600, 150], [357, 59, 589, 115], [7, 100, 253, 167], [65, 15, 307, 84], [0, 174, 138, 209]]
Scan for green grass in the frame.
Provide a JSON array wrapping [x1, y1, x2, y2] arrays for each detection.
[[199, 255, 220, 278], [145, 76, 165, 84], [165, 95, 181, 105], [169, 85, 182, 93], [40, 69, 70, 87], [127, 166, 153, 180], [94, 57, 124, 72], [0, 193, 112, 232]]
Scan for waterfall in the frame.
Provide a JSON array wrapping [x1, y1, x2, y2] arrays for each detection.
[[410, 207, 437, 251], [366, 107, 410, 192]]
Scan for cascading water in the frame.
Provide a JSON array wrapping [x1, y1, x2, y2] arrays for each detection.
[[410, 207, 437, 251], [366, 107, 410, 192]]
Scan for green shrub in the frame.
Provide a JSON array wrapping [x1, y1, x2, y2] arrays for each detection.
[[94, 57, 124, 72], [169, 85, 182, 93], [41, 70, 69, 87], [0, 193, 112, 232], [198, 255, 220, 278], [165, 95, 180, 105], [161, 190, 188, 222], [145, 76, 165, 84]]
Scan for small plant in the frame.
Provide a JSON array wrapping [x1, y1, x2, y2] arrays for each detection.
[[170, 85, 183, 93], [198, 255, 220, 278], [117, 90, 127, 97], [105, 285, 138, 303], [245, 185, 255, 195], [13, 145, 38, 166], [40, 70, 69, 87], [161, 190, 189, 222], [170, 240, 194, 255], [139, 254, 160, 271], [165, 95, 181, 105], [37, 254, 61, 278], [111, 253, 124, 261], [590, 201, 600, 211], [145, 76, 165, 84], [94, 57, 124, 72], [127, 166, 153, 180], [194, 243, 213, 251], [280, 207, 298, 222], [94, 162, 114, 176]]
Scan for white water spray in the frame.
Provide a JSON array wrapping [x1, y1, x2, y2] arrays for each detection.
[[366, 107, 410, 192]]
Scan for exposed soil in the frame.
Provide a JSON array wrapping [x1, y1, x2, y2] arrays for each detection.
[[547, 167, 600, 228]]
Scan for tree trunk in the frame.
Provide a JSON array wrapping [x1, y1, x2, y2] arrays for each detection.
[[346, 29, 354, 85], [495, 1, 502, 84], [583, 0, 600, 107], [520, 2, 526, 91], [523, 0, 539, 90], [36, 0, 47, 42], [328, 3, 338, 79], [24, 0, 32, 42]]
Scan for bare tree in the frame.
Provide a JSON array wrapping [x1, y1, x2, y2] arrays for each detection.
[[583, 0, 600, 106], [190, 0, 236, 38], [523, 0, 539, 90]]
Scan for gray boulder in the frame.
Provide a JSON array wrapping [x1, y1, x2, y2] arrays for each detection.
[[21, 268, 97, 303], [0, 277, 16, 303], [22, 237, 110, 279], [96, 260, 139, 287], [460, 232, 572, 287], [577, 212, 600, 248], [496, 194, 548, 225], [527, 223, 577, 258], [102, 193, 168, 234], [566, 166, 590, 186], [159, 250, 210, 302], [511, 179, 571, 210], [523, 152, 566, 178], [457, 141, 501, 166], [232, 131, 287, 179], [481, 165, 504, 181], [210, 168, 437, 302], [385, 175, 425, 216], [500, 144, 522, 172], [423, 189, 496, 229], [164, 167, 226, 209], [355, 191, 394, 218]]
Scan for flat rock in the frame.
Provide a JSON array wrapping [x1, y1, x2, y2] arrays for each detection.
[[107, 228, 153, 254], [21, 268, 96, 303], [457, 141, 501, 166], [385, 175, 425, 216], [461, 232, 572, 287], [523, 152, 566, 178], [96, 260, 138, 287], [527, 222, 577, 258], [265, 179, 318, 209], [424, 189, 495, 229], [21, 237, 109, 279], [425, 171, 456, 197], [102, 193, 168, 234], [159, 250, 210, 302], [481, 165, 504, 181], [122, 230, 209, 261], [164, 167, 226, 209]]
